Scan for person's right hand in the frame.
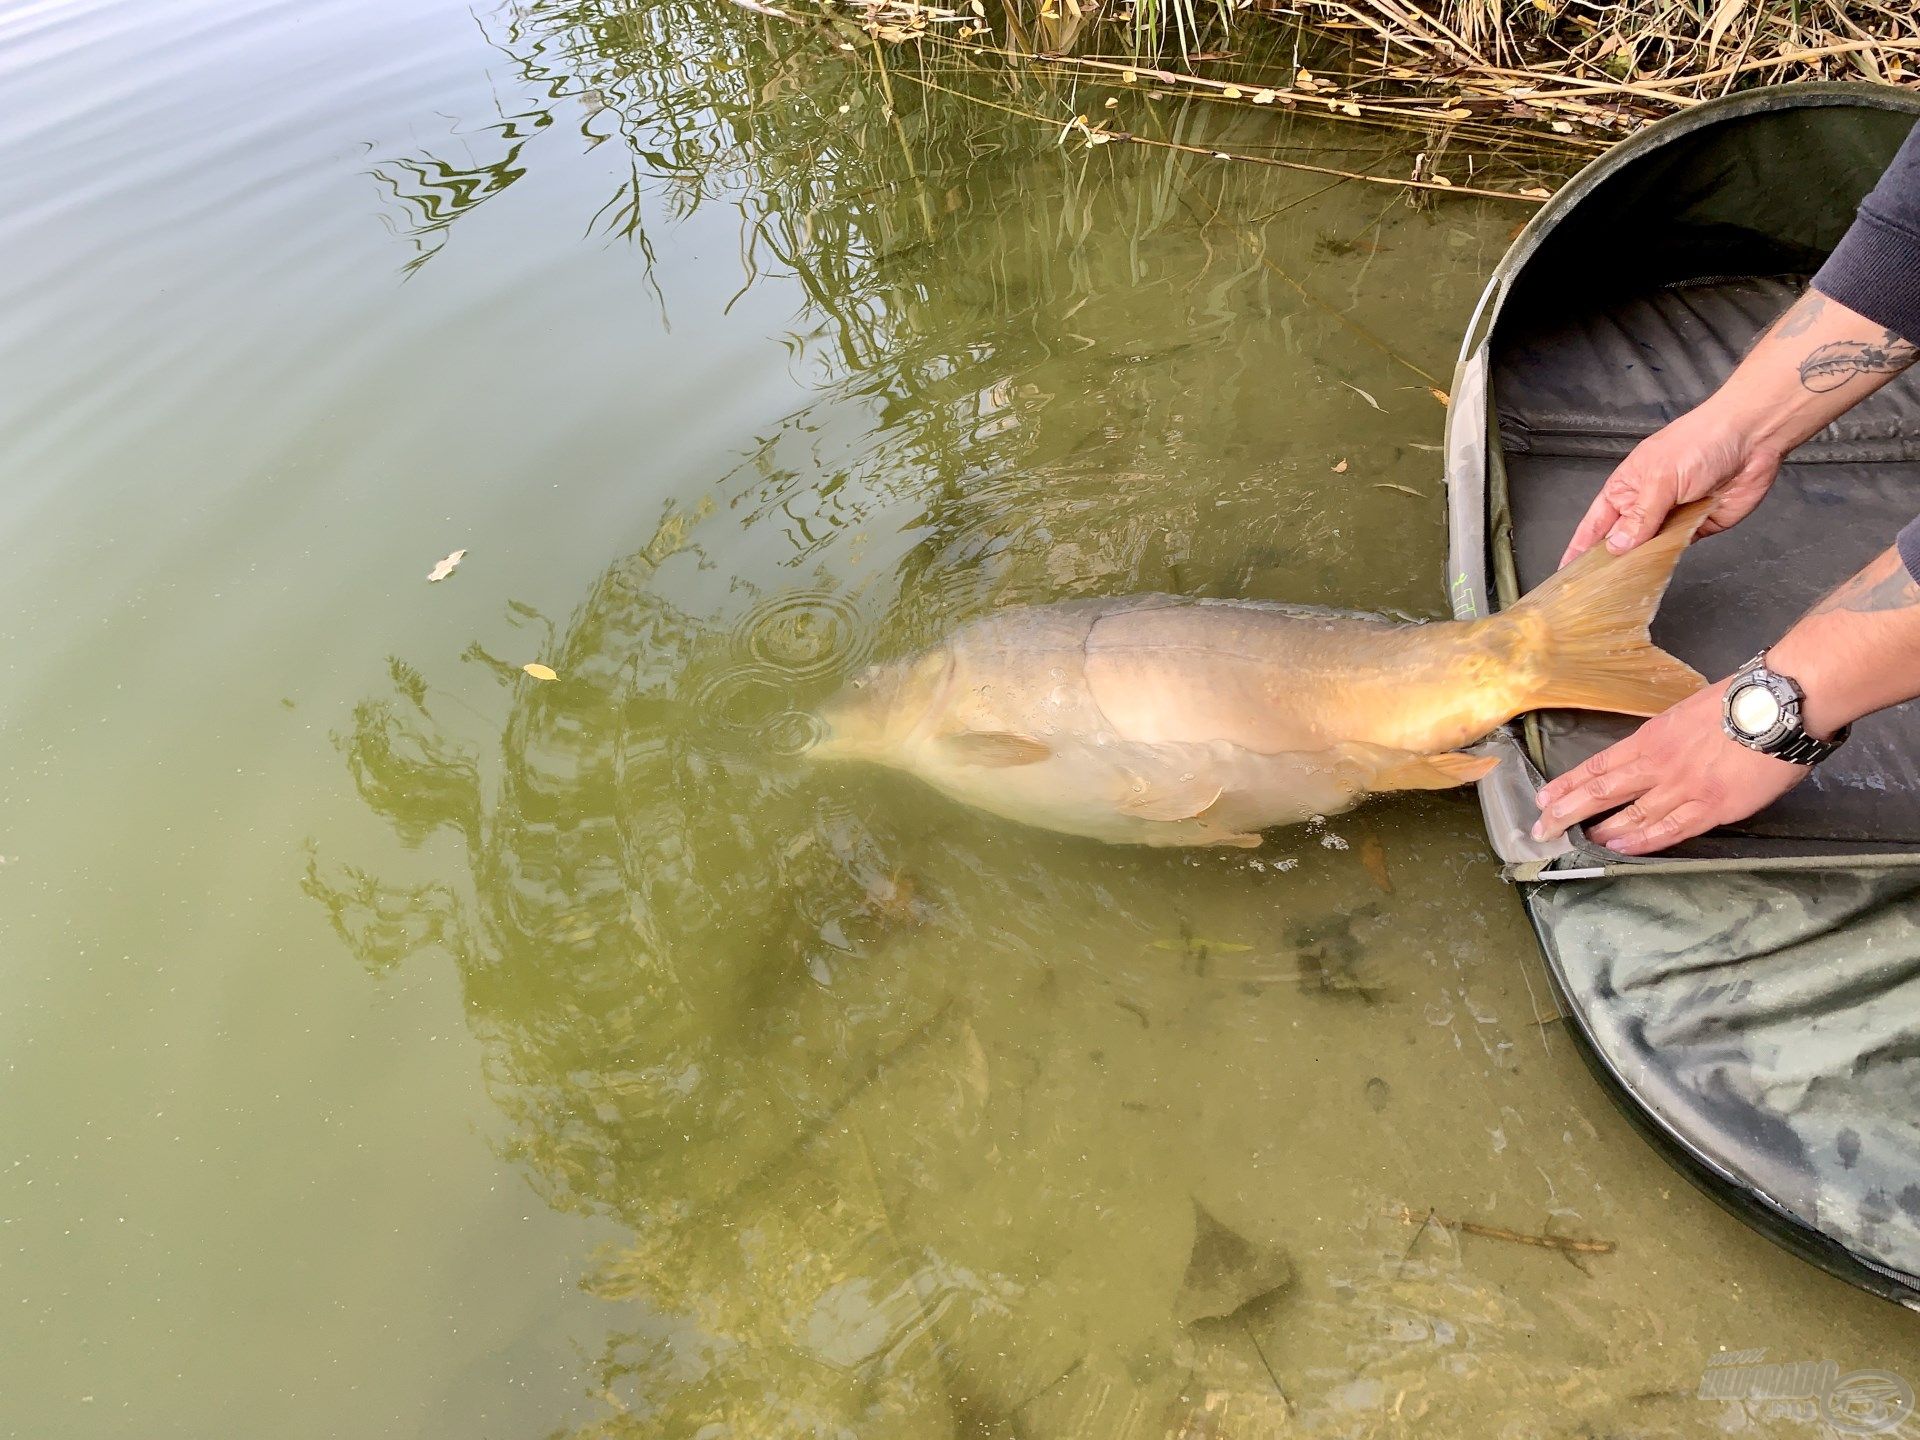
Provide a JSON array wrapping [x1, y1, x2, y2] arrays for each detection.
[[1558, 406, 1782, 568]]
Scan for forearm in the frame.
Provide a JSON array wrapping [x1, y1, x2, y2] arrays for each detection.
[[1698, 288, 1917, 458], [1768, 545, 1920, 739]]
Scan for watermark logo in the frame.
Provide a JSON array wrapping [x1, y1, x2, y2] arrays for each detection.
[[1698, 1349, 1914, 1435]]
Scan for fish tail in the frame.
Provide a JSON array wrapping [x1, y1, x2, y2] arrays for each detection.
[[1504, 498, 1711, 717]]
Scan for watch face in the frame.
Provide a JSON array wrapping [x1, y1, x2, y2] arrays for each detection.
[[1730, 682, 1783, 738]]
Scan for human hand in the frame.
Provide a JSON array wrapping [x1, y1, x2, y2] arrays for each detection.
[[1529, 678, 1809, 855], [1558, 407, 1782, 568]]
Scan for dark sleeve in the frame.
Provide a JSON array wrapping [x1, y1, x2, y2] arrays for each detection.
[[1812, 120, 1920, 346], [1813, 123, 1920, 585], [1899, 517, 1920, 586]]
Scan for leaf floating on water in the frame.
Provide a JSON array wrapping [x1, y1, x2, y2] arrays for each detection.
[[1551, 120, 1575, 134], [1342, 102, 1363, 117], [1252, 89, 1277, 104], [1222, 86, 1242, 99], [1338, 381, 1383, 411], [1332, 458, 1349, 473], [523, 663, 558, 681], [1430, 388, 1451, 406], [426, 548, 467, 582], [1373, 482, 1423, 497], [1521, 186, 1553, 199]]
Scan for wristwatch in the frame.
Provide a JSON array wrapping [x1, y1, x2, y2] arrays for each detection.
[[1721, 650, 1850, 766]]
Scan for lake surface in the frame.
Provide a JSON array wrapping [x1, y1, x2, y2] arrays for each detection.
[[2, 0, 1915, 1434]]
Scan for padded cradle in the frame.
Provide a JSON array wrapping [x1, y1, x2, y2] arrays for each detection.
[[1500, 275, 1920, 847], [1443, 85, 1920, 1308]]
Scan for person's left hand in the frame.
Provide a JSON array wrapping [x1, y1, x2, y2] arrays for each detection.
[[1530, 678, 1811, 855]]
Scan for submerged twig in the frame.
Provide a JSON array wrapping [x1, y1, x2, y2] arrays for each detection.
[[1392, 1204, 1617, 1255]]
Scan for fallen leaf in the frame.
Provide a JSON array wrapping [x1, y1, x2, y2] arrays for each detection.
[[1121, 66, 1138, 83], [1342, 102, 1362, 117], [1521, 185, 1552, 199], [1151, 936, 1255, 953], [426, 548, 467, 583], [523, 663, 559, 681], [1339, 380, 1382, 410], [1222, 86, 1242, 98], [960, 1022, 990, 1102], [1430, 388, 1451, 406], [1332, 458, 1349, 473], [1551, 120, 1574, 134], [1360, 834, 1393, 893], [1105, 95, 1119, 107], [1252, 88, 1277, 104]]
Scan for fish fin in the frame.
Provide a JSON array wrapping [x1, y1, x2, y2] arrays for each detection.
[[937, 731, 1053, 767], [1506, 498, 1710, 716], [1372, 750, 1501, 791], [1140, 822, 1261, 848], [1117, 776, 1226, 822]]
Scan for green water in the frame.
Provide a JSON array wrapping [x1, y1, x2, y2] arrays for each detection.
[[1, 0, 1913, 1434]]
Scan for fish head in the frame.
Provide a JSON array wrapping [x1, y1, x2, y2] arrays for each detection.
[[809, 648, 952, 762]]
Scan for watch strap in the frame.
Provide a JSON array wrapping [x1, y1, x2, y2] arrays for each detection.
[[1770, 725, 1850, 767]]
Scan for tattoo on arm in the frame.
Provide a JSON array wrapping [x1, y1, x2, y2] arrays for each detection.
[[1749, 293, 1825, 353], [1809, 550, 1920, 617], [1798, 327, 1919, 393]]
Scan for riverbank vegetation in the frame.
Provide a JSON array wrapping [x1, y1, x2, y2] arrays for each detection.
[[740, 0, 1920, 200]]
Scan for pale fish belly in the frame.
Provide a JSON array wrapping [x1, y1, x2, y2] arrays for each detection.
[[906, 735, 1375, 847]]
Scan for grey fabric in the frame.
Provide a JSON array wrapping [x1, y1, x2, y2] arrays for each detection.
[[1498, 278, 1920, 845], [1528, 867, 1920, 1297], [1814, 118, 1920, 347]]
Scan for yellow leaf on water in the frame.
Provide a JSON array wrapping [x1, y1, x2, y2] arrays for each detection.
[[1342, 102, 1362, 117], [426, 548, 467, 583], [1122, 67, 1138, 83], [1252, 88, 1277, 104], [523, 663, 558, 681], [1551, 120, 1574, 134], [1430, 388, 1451, 406], [1332, 458, 1349, 473], [1222, 86, 1243, 98], [1521, 186, 1552, 199]]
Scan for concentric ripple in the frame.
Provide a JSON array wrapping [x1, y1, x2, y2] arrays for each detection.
[[740, 590, 869, 681]]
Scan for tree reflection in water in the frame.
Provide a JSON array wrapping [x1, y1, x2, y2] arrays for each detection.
[[321, 1, 1557, 1435]]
